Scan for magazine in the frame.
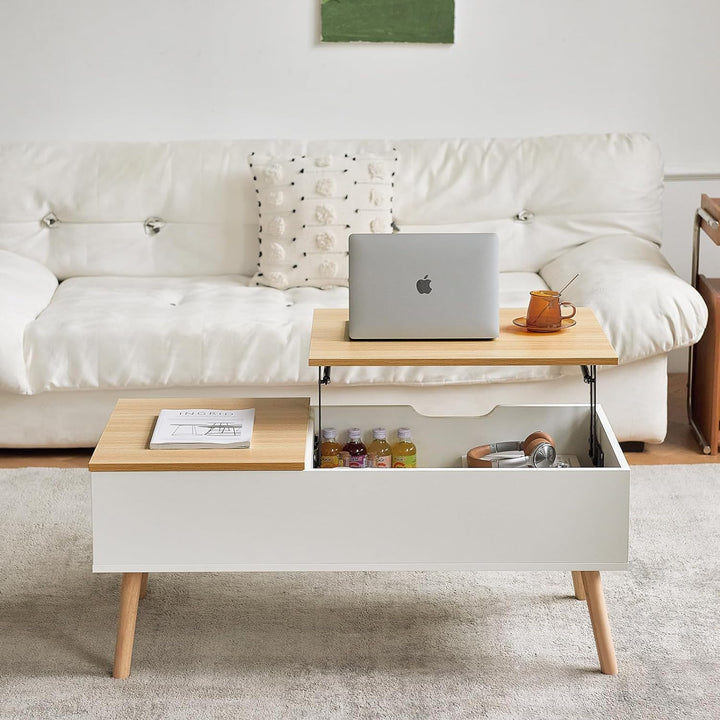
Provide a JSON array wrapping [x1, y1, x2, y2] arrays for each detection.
[[150, 408, 255, 449]]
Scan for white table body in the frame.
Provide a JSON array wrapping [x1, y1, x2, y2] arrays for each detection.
[[92, 404, 629, 574]]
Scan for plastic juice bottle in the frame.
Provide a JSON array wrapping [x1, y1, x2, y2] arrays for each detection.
[[319, 427, 342, 468], [342, 428, 367, 468], [392, 427, 417, 468], [367, 427, 392, 468]]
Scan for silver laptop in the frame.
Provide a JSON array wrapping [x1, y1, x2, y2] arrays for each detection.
[[348, 233, 499, 340]]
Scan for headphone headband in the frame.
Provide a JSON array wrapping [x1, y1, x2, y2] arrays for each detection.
[[467, 432, 556, 468]]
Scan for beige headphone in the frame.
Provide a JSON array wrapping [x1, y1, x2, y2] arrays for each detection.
[[467, 431, 557, 468]]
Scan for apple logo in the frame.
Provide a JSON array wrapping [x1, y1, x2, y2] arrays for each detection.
[[416, 275, 432, 294]]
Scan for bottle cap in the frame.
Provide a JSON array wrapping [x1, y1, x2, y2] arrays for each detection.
[[397, 427, 412, 440], [322, 427, 337, 440], [372, 427, 387, 439], [348, 427, 362, 440]]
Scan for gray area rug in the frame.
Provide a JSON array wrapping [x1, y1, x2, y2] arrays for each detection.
[[0, 465, 718, 719]]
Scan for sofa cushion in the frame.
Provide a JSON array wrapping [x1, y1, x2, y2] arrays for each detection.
[[248, 150, 396, 289], [23, 273, 560, 393], [0, 135, 660, 279], [540, 234, 708, 364], [0, 140, 392, 280], [393, 133, 664, 271]]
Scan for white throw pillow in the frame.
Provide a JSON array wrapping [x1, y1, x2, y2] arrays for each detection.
[[249, 150, 396, 289]]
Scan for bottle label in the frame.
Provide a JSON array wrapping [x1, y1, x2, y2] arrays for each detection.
[[348, 453, 367, 468], [320, 455, 339, 468], [375, 454, 392, 468], [393, 454, 417, 468]]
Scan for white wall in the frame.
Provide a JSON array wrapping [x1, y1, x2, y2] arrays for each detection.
[[2, 0, 719, 366]]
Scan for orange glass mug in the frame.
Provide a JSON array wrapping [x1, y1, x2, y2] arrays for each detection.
[[526, 290, 576, 331]]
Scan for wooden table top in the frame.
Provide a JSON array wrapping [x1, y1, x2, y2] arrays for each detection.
[[88, 397, 310, 472], [308, 308, 618, 367], [701, 194, 720, 245]]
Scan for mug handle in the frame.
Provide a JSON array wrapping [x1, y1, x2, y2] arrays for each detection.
[[560, 302, 576, 319]]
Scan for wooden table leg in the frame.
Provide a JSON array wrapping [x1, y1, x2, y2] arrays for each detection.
[[113, 572, 143, 679], [139, 572, 149, 600], [581, 570, 618, 675], [571, 571, 586, 600]]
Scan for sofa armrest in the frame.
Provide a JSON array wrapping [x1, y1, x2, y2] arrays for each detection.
[[539, 235, 708, 364], [0, 250, 58, 393]]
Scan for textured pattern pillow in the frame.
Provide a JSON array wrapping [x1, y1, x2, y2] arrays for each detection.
[[249, 150, 396, 289]]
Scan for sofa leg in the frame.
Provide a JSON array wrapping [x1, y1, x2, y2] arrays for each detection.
[[619, 441, 645, 453]]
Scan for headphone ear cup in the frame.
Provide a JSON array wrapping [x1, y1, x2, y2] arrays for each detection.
[[523, 437, 557, 468], [523, 437, 546, 457], [523, 431, 554, 450]]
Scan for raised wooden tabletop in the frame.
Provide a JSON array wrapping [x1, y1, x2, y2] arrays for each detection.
[[308, 308, 618, 367], [89, 398, 310, 472]]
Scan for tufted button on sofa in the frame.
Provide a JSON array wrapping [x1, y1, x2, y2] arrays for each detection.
[[0, 134, 707, 447]]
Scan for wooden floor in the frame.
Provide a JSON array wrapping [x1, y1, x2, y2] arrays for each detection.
[[0, 374, 717, 468], [633, 372, 720, 465]]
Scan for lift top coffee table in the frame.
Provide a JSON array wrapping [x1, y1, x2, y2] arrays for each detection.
[[89, 307, 626, 679]]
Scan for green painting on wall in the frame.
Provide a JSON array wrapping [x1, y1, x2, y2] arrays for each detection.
[[321, 0, 454, 44]]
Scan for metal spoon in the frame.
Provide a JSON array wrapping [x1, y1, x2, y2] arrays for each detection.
[[557, 273, 579, 296]]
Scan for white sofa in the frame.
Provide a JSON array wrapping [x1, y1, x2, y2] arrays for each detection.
[[0, 133, 707, 447]]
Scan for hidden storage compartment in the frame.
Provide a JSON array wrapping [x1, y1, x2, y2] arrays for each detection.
[[277, 403, 630, 570], [313, 403, 626, 470]]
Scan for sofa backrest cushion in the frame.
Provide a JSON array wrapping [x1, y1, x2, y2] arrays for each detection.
[[393, 134, 664, 272], [0, 134, 662, 279]]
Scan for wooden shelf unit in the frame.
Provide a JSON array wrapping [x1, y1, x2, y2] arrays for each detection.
[[689, 195, 720, 454], [691, 276, 720, 454]]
